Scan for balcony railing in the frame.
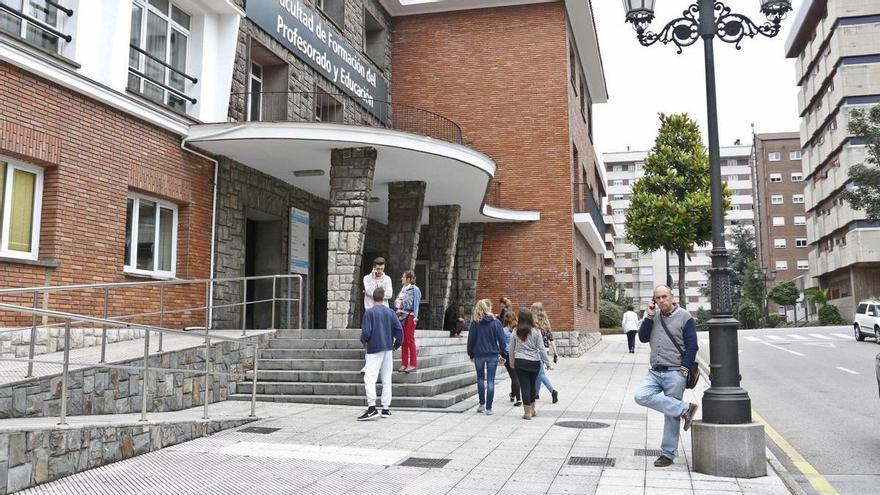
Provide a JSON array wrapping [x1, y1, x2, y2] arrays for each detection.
[[573, 182, 606, 236], [0, 0, 73, 52], [230, 91, 464, 145]]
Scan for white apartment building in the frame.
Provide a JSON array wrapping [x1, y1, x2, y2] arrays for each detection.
[[605, 146, 754, 312], [784, 0, 880, 319]]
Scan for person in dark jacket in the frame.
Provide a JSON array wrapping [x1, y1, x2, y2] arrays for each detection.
[[467, 298, 507, 415], [444, 301, 465, 338], [358, 287, 403, 421]]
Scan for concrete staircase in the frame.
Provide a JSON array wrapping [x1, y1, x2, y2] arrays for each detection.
[[229, 328, 480, 408]]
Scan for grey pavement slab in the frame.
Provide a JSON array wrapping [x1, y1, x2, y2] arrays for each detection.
[[16, 334, 791, 494]]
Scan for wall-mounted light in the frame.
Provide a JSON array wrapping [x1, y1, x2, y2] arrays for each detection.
[[292, 169, 325, 177], [369, 197, 380, 203]]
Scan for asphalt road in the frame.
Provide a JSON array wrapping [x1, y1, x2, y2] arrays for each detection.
[[698, 325, 880, 495]]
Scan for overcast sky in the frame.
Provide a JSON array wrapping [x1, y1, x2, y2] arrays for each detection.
[[591, 0, 805, 157]]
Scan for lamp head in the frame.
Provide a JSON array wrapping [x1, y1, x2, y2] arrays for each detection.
[[623, 0, 656, 25]]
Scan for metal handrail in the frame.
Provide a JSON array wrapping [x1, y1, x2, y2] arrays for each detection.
[[46, 0, 73, 17], [572, 182, 607, 236], [129, 44, 198, 84], [127, 66, 197, 104], [0, 273, 297, 295], [230, 91, 465, 145], [0, 3, 72, 42]]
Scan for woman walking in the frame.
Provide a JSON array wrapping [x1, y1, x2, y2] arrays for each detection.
[[621, 304, 639, 353], [466, 299, 507, 415], [394, 271, 422, 372], [509, 308, 551, 419], [501, 311, 521, 406], [531, 302, 559, 403], [497, 297, 512, 323]]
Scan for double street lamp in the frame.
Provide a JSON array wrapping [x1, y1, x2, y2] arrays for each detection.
[[621, 0, 792, 478]]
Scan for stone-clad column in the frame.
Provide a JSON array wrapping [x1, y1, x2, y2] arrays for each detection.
[[386, 181, 426, 279], [327, 147, 376, 329], [428, 205, 461, 329], [453, 223, 485, 320]]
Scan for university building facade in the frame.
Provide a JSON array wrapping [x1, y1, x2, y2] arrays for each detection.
[[0, 0, 609, 334]]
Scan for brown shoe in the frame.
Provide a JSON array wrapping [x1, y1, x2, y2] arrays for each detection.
[[653, 455, 673, 467], [681, 403, 699, 431]]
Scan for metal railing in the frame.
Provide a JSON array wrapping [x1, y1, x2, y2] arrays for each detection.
[[0, 1, 73, 43], [0, 274, 303, 425], [127, 44, 199, 106], [230, 91, 464, 145], [572, 182, 606, 236]]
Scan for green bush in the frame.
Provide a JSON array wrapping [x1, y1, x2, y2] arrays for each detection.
[[736, 301, 761, 330], [818, 305, 847, 325], [767, 313, 787, 328], [599, 300, 624, 329], [695, 308, 711, 332]]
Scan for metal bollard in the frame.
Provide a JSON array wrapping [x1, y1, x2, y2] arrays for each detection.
[[270, 277, 277, 330], [26, 291, 37, 378], [249, 341, 260, 418], [100, 288, 108, 363], [241, 278, 247, 336], [158, 284, 165, 352], [203, 331, 210, 420], [140, 329, 150, 422], [58, 319, 71, 426]]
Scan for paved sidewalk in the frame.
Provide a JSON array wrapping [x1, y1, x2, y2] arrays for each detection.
[[19, 334, 790, 494]]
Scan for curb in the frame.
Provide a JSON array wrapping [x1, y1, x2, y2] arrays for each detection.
[[765, 446, 808, 495]]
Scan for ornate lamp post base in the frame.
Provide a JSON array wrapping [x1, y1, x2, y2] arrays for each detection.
[[692, 422, 767, 478]]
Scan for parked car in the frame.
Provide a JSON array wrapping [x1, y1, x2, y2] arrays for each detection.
[[876, 353, 880, 399], [854, 300, 880, 343]]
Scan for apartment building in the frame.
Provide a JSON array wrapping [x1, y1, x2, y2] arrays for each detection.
[[605, 145, 754, 312], [0, 0, 609, 332], [752, 132, 810, 313], [785, 0, 880, 319]]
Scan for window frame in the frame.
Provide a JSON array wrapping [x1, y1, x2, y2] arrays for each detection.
[[769, 173, 782, 183], [791, 172, 803, 182], [247, 61, 263, 122], [772, 216, 785, 226], [0, 158, 44, 261], [792, 194, 805, 204], [789, 150, 802, 160], [124, 192, 178, 279], [773, 238, 787, 248], [771, 195, 784, 205], [129, 0, 192, 111], [794, 215, 806, 225], [0, 0, 66, 53], [775, 260, 788, 271], [362, 7, 386, 69], [795, 238, 808, 247], [768, 151, 781, 162], [797, 260, 809, 270]]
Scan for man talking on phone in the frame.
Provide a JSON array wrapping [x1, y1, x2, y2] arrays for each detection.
[[634, 285, 699, 468], [363, 257, 393, 311]]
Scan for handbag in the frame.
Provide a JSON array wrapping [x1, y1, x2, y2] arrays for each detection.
[[657, 314, 701, 389]]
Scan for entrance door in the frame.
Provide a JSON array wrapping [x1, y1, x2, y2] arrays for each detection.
[[244, 215, 282, 329], [312, 237, 328, 329]]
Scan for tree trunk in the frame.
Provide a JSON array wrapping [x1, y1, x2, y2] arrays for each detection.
[[678, 251, 687, 309], [793, 303, 798, 327]]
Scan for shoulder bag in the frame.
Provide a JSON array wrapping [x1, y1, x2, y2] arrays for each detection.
[[657, 315, 701, 389]]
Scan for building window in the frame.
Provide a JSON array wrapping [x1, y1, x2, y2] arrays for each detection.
[[794, 215, 806, 225], [789, 150, 802, 160], [612, 180, 623, 186], [314, 87, 343, 122], [585, 269, 591, 310], [128, 0, 193, 112], [726, 159, 737, 167], [613, 209, 625, 215], [774, 238, 787, 248], [775, 260, 788, 271], [0, 0, 67, 52], [317, 0, 344, 28], [576, 261, 583, 307], [771, 195, 784, 204], [772, 216, 785, 226], [363, 8, 386, 68], [768, 152, 781, 161], [0, 159, 43, 260], [124, 193, 178, 278], [592, 276, 597, 311], [797, 260, 809, 270], [770, 173, 782, 182], [791, 172, 803, 182], [620, 164, 629, 172], [796, 238, 808, 247], [613, 194, 624, 201], [792, 194, 805, 204], [247, 62, 263, 122]]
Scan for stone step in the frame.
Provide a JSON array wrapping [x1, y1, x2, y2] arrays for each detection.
[[273, 329, 464, 339], [248, 361, 472, 384], [265, 337, 465, 350], [260, 344, 465, 360], [257, 352, 472, 371], [229, 382, 479, 409], [237, 371, 475, 397]]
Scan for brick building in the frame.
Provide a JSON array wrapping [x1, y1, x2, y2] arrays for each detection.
[[751, 132, 809, 316], [0, 0, 608, 335]]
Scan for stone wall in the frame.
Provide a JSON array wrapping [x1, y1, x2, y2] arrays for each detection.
[[554, 331, 602, 357], [0, 333, 270, 419], [0, 418, 254, 494], [427, 206, 461, 329], [452, 223, 485, 320], [0, 327, 145, 361]]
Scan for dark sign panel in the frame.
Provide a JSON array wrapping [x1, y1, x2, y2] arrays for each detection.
[[247, 0, 390, 122]]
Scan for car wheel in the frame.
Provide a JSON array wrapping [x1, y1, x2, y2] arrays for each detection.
[[855, 324, 866, 342], [875, 326, 880, 345]]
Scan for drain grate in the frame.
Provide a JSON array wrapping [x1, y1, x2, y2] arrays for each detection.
[[399, 457, 451, 468], [635, 449, 663, 456], [554, 421, 610, 429], [568, 456, 615, 467], [238, 427, 281, 434]]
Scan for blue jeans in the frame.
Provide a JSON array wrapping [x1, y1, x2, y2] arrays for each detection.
[[535, 364, 554, 396], [474, 356, 499, 410], [634, 370, 688, 459]]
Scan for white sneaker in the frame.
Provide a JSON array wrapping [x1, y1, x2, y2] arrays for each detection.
[[477, 404, 485, 413]]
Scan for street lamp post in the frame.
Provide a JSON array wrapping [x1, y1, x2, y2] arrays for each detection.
[[622, 0, 792, 478]]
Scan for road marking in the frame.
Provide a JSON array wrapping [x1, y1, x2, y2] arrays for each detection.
[[761, 341, 805, 356], [836, 367, 859, 375], [744, 336, 761, 342], [809, 334, 833, 340], [805, 342, 836, 349], [832, 333, 852, 340], [766, 335, 785, 341], [787, 334, 809, 340]]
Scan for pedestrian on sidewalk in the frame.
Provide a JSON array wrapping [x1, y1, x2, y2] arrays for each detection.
[[509, 308, 552, 419], [363, 257, 393, 312], [633, 285, 699, 466], [622, 304, 640, 353], [394, 270, 422, 372], [497, 297, 512, 323], [358, 287, 403, 421], [530, 302, 559, 404], [467, 299, 507, 415], [501, 310, 521, 406]]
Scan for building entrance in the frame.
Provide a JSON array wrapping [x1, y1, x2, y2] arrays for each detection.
[[245, 213, 282, 329], [312, 237, 328, 329]]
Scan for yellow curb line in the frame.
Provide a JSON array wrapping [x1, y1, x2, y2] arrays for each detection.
[[696, 356, 838, 495]]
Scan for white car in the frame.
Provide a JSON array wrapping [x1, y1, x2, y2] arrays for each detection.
[[854, 301, 880, 343]]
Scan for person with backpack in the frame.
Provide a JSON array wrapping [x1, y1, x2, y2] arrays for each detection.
[[358, 287, 403, 421], [467, 299, 507, 416]]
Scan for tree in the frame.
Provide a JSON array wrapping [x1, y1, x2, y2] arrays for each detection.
[[728, 225, 757, 295], [803, 287, 829, 319], [740, 260, 767, 327], [599, 300, 624, 329], [625, 113, 730, 304], [840, 105, 880, 220], [600, 282, 632, 308], [768, 281, 799, 326]]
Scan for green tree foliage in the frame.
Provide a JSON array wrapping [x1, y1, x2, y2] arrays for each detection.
[[818, 305, 847, 325], [626, 113, 730, 304], [694, 307, 711, 332], [600, 282, 633, 308], [736, 301, 762, 330], [599, 300, 624, 329], [840, 105, 880, 220], [803, 287, 829, 317], [728, 225, 757, 294], [768, 281, 800, 325]]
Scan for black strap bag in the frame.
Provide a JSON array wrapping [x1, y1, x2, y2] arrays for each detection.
[[657, 314, 701, 389]]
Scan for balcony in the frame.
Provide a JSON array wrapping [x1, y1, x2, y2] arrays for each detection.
[[0, 1, 72, 53], [572, 182, 606, 254]]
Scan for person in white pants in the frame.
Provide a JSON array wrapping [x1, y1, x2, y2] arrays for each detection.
[[358, 287, 403, 421]]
